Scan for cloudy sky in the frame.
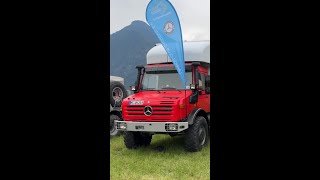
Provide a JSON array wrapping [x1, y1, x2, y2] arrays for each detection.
[[110, 0, 210, 41]]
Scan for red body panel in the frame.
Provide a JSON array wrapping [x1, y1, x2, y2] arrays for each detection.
[[196, 65, 210, 112]]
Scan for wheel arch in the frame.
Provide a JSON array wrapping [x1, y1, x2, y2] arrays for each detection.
[[110, 110, 122, 119], [187, 108, 209, 126]]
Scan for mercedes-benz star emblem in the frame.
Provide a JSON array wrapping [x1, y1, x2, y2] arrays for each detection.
[[164, 21, 174, 34], [144, 106, 153, 116]]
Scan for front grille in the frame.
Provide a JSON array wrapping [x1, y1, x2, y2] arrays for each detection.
[[160, 101, 175, 105], [126, 106, 144, 115], [126, 105, 173, 116]]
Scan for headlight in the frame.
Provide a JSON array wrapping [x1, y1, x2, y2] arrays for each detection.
[[165, 123, 178, 131], [117, 122, 127, 130]]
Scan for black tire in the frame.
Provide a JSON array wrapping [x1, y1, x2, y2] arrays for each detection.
[[110, 114, 121, 137], [169, 133, 181, 137], [124, 132, 140, 149], [184, 116, 209, 152], [124, 132, 152, 149], [110, 81, 127, 107], [139, 133, 152, 146]]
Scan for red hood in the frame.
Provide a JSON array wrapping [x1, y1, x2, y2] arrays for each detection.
[[123, 90, 193, 102]]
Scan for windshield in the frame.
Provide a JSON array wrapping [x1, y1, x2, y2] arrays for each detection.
[[141, 71, 192, 90]]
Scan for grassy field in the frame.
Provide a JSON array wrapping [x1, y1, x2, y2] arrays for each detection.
[[110, 134, 210, 180]]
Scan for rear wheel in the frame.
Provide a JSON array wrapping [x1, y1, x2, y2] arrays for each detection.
[[140, 133, 152, 146], [124, 132, 152, 149], [110, 114, 121, 137], [184, 116, 209, 152]]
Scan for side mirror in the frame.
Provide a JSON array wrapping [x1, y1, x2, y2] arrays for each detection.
[[189, 90, 198, 104], [205, 76, 210, 94], [205, 87, 210, 94], [205, 76, 210, 85]]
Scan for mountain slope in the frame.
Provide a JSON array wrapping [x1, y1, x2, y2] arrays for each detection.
[[110, 20, 160, 88]]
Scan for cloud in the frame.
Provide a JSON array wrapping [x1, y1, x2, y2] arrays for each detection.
[[110, 0, 210, 41]]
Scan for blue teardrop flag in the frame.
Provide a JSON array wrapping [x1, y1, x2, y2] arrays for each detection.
[[146, 0, 186, 89]]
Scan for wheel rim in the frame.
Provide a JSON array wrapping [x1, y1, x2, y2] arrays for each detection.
[[198, 125, 206, 146], [110, 119, 116, 133], [112, 87, 123, 102]]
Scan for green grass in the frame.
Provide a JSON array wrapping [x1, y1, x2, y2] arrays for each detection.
[[110, 134, 210, 180]]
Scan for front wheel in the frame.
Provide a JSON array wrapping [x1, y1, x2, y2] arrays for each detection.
[[184, 116, 209, 152]]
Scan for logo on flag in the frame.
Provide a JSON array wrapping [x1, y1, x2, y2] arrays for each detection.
[[164, 21, 174, 34]]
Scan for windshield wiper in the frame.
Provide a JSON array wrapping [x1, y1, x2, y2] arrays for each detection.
[[161, 87, 177, 90], [143, 88, 161, 93]]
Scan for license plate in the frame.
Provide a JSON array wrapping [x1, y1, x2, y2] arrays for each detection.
[[135, 126, 144, 130], [129, 101, 144, 105]]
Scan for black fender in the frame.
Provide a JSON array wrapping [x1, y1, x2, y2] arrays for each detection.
[[110, 109, 122, 119], [187, 108, 209, 125]]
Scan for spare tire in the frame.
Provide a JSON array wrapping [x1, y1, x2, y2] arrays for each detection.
[[110, 81, 127, 107]]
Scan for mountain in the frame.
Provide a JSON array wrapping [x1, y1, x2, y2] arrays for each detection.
[[110, 20, 160, 88]]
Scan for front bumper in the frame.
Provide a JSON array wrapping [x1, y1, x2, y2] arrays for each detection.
[[115, 121, 188, 132]]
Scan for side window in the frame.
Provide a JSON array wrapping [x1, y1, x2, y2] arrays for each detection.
[[198, 73, 206, 90]]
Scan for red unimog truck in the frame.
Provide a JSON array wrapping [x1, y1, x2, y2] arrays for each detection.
[[115, 41, 210, 152]]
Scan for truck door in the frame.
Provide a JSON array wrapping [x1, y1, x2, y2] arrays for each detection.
[[197, 73, 210, 112]]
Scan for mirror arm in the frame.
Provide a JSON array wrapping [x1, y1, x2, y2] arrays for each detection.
[[134, 65, 144, 93]]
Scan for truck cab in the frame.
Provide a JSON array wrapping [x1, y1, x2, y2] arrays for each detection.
[[116, 41, 210, 152]]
